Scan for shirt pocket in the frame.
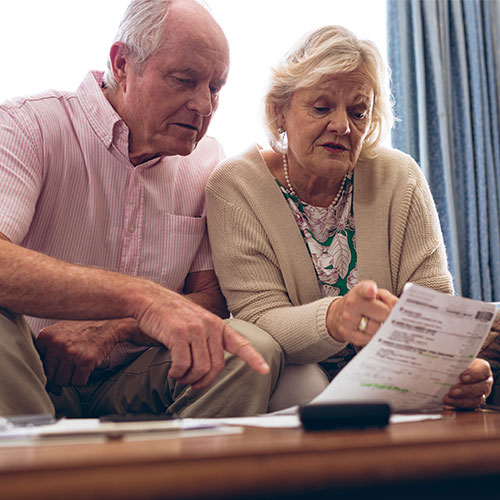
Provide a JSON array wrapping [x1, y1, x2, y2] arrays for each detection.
[[154, 213, 207, 292]]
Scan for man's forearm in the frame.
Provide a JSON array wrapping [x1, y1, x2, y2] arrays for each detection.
[[0, 238, 158, 322], [184, 289, 229, 318], [183, 270, 229, 318], [0, 238, 228, 345], [0, 237, 269, 387]]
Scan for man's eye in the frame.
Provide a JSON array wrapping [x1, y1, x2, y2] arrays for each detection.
[[210, 86, 221, 95], [314, 106, 329, 113], [174, 77, 195, 86]]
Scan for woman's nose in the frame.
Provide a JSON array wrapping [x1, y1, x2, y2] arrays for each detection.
[[326, 109, 350, 135]]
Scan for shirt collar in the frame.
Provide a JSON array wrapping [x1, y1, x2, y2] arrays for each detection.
[[76, 71, 125, 150], [76, 71, 165, 169]]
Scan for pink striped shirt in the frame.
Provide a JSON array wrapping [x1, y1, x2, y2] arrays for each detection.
[[0, 71, 225, 367]]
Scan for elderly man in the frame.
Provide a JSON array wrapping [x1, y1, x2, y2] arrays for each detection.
[[0, 0, 282, 418]]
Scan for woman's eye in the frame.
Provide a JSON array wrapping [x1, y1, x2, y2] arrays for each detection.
[[313, 106, 329, 113], [351, 111, 366, 119]]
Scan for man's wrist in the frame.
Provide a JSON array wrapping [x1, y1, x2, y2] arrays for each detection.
[[110, 317, 141, 343]]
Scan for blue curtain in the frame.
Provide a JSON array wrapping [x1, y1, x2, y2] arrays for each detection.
[[387, 0, 500, 301]]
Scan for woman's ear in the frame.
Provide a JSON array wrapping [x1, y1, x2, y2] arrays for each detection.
[[274, 108, 285, 134], [274, 106, 285, 131]]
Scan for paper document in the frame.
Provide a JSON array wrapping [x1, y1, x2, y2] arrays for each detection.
[[311, 283, 498, 411], [183, 412, 443, 429], [0, 417, 240, 446]]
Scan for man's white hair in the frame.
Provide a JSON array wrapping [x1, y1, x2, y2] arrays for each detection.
[[103, 0, 211, 92]]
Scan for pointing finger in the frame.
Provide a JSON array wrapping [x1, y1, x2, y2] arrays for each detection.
[[222, 325, 269, 375]]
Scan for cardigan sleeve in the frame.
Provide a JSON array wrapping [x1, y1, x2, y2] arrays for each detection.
[[206, 186, 347, 364], [390, 160, 454, 296]]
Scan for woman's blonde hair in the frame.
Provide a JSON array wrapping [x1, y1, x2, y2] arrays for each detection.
[[264, 25, 394, 157]]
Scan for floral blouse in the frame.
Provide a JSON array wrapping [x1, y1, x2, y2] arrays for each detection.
[[277, 173, 358, 297], [276, 173, 358, 379]]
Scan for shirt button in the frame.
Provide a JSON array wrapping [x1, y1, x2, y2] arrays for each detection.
[[129, 223, 135, 233]]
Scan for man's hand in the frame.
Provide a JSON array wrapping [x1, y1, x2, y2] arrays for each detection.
[[134, 286, 270, 390], [0, 238, 270, 392], [35, 319, 135, 391], [443, 358, 493, 409]]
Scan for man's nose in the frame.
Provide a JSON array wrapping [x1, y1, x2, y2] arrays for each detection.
[[187, 86, 213, 116]]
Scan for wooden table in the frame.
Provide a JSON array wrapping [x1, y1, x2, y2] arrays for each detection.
[[2, 410, 500, 500]]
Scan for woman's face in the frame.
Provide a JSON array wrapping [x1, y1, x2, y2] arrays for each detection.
[[280, 74, 374, 182]]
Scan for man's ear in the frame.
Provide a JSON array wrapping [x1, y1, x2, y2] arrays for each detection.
[[108, 42, 129, 89]]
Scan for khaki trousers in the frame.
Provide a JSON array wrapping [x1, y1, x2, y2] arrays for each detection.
[[0, 311, 283, 418]]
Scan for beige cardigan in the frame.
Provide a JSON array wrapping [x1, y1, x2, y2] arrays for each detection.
[[206, 144, 453, 364]]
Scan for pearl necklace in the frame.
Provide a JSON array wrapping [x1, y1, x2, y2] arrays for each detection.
[[282, 154, 348, 208]]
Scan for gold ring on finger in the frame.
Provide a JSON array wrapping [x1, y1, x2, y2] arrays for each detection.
[[358, 316, 368, 333]]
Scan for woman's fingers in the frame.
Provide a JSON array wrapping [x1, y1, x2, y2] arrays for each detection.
[[326, 281, 397, 345], [443, 359, 493, 409], [376, 288, 399, 309]]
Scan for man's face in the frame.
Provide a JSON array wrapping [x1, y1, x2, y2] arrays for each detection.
[[118, 23, 229, 164]]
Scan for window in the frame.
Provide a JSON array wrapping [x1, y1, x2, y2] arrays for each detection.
[[0, 0, 387, 156]]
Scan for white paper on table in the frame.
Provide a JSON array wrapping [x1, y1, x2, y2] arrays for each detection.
[[0, 417, 238, 446], [311, 283, 498, 411], [183, 412, 443, 429]]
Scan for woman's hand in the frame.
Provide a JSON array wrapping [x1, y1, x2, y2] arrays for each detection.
[[443, 358, 493, 409], [326, 280, 398, 345]]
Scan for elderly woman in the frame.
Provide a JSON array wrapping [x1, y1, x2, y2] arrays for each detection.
[[206, 26, 492, 410]]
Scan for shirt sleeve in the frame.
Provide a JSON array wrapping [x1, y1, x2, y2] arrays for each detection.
[[0, 102, 43, 243]]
